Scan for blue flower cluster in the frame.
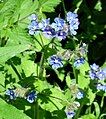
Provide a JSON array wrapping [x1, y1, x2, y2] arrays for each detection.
[[89, 63, 106, 80], [28, 12, 79, 40], [48, 55, 63, 69], [74, 57, 85, 68], [97, 83, 106, 92], [66, 12, 79, 35], [5, 88, 37, 103]]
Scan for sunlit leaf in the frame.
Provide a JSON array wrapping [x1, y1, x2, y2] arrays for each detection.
[[0, 98, 31, 119], [39, 0, 61, 13], [0, 44, 31, 64]]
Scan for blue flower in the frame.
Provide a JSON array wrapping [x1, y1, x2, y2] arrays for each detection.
[[56, 31, 67, 40], [96, 69, 106, 80], [90, 63, 99, 71], [76, 91, 83, 99], [89, 63, 106, 80], [51, 17, 66, 31], [74, 57, 85, 68], [69, 19, 79, 35], [26, 91, 37, 103], [28, 20, 39, 35], [65, 110, 75, 119], [66, 12, 78, 23], [5, 89, 16, 100], [29, 14, 37, 21], [43, 26, 56, 38], [97, 84, 106, 92], [48, 55, 63, 69], [89, 70, 97, 80], [51, 18, 68, 40], [66, 12, 79, 35], [39, 18, 50, 30]]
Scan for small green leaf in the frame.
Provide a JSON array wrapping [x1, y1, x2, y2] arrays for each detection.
[[66, 75, 72, 87], [94, 0, 102, 11], [0, 98, 31, 119], [80, 114, 96, 119], [93, 102, 100, 118], [87, 88, 96, 105]]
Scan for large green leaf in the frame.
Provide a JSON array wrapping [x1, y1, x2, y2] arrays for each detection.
[[38, 85, 66, 112], [35, 80, 66, 112], [6, 27, 33, 46], [0, 44, 30, 64], [39, 0, 61, 12], [18, 0, 39, 20], [0, 98, 31, 119]]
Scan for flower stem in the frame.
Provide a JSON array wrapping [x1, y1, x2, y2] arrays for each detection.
[[61, 0, 67, 15], [36, 101, 39, 119], [39, 51, 45, 79], [74, 101, 83, 119]]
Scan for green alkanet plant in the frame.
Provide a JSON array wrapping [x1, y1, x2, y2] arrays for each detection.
[[0, 0, 106, 119]]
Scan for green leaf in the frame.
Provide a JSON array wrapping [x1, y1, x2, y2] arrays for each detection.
[[35, 80, 52, 92], [6, 27, 33, 46], [87, 88, 96, 105], [78, 61, 90, 89], [34, 33, 50, 52], [0, 44, 31, 64], [18, 0, 39, 20], [94, 0, 102, 11], [80, 114, 96, 119], [78, 74, 90, 89], [21, 56, 37, 77], [0, 0, 16, 13], [38, 87, 66, 112], [0, 71, 5, 92], [0, 98, 31, 119], [66, 75, 72, 87], [39, 0, 61, 13], [79, 61, 90, 76], [93, 102, 100, 118]]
